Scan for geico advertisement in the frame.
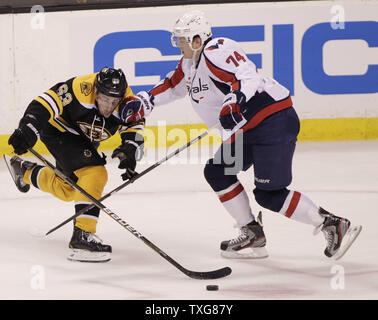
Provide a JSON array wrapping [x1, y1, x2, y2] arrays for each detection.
[[1, 1, 377, 133]]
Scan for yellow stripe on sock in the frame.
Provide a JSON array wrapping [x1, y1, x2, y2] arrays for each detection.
[[75, 217, 98, 234]]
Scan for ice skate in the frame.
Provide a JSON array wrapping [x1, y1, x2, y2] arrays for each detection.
[[221, 212, 268, 259], [68, 226, 112, 263], [314, 208, 362, 260], [3, 155, 37, 193]]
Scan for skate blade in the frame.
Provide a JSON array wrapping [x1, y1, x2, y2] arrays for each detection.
[[221, 247, 269, 259], [3, 155, 17, 185], [332, 225, 362, 261], [67, 248, 111, 263], [3, 155, 30, 193]]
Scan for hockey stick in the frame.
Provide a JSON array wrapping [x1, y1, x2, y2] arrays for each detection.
[[46, 124, 220, 236], [28, 147, 231, 280]]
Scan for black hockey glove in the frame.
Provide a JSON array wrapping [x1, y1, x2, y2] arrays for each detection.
[[8, 114, 40, 155], [111, 143, 142, 181]]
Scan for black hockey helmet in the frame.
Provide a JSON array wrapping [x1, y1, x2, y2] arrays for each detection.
[[95, 67, 127, 98]]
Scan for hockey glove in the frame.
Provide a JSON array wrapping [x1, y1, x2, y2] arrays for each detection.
[[8, 114, 40, 155], [111, 143, 143, 181], [219, 91, 247, 130], [119, 91, 154, 123]]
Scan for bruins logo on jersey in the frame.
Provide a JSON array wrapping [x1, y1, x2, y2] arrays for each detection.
[[80, 82, 93, 96], [78, 122, 111, 142]]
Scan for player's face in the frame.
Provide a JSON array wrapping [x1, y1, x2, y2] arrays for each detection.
[[96, 93, 121, 118], [175, 37, 194, 58], [174, 36, 189, 48], [175, 36, 203, 60]]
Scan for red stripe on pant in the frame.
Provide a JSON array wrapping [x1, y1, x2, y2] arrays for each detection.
[[219, 184, 244, 203], [227, 96, 293, 144], [285, 191, 301, 218]]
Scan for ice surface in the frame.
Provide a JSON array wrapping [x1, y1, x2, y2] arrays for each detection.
[[0, 140, 377, 300]]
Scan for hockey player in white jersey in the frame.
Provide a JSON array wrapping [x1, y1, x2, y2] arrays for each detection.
[[119, 10, 361, 260]]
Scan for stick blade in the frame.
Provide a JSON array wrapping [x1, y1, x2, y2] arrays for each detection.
[[185, 266, 232, 280]]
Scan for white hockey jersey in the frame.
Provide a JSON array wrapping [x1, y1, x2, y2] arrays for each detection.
[[149, 37, 292, 131]]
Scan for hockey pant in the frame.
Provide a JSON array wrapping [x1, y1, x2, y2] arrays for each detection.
[[23, 127, 108, 233], [23, 165, 107, 233], [204, 107, 324, 227]]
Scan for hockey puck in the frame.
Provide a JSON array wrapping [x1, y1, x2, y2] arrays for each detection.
[[206, 285, 219, 291]]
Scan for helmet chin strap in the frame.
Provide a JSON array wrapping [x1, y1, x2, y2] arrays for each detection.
[[188, 38, 203, 63]]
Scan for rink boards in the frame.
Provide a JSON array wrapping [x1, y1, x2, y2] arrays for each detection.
[[0, 0, 377, 155]]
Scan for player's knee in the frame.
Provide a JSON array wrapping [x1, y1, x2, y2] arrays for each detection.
[[75, 165, 108, 199], [93, 165, 108, 189], [204, 161, 221, 188], [253, 187, 290, 212], [204, 160, 237, 192]]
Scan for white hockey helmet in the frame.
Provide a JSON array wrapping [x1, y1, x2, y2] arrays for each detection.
[[171, 10, 212, 51]]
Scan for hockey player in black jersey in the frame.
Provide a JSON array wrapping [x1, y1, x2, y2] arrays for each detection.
[[5, 67, 145, 262]]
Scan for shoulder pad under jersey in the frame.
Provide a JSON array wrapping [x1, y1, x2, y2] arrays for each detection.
[[72, 73, 97, 107]]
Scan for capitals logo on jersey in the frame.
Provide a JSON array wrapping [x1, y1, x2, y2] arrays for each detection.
[[189, 78, 209, 103], [206, 39, 225, 51]]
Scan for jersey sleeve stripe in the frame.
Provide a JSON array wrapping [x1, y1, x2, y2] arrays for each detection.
[[150, 78, 171, 96], [204, 53, 239, 90], [40, 93, 62, 117], [34, 96, 66, 132], [35, 94, 80, 135], [34, 97, 54, 118], [150, 59, 184, 96], [233, 80, 241, 91], [150, 78, 173, 96], [45, 90, 63, 113], [171, 59, 185, 87]]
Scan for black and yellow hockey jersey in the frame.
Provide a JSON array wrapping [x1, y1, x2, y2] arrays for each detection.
[[24, 73, 144, 146]]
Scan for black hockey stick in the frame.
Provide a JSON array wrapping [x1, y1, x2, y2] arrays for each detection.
[[28, 147, 231, 280], [46, 125, 220, 236]]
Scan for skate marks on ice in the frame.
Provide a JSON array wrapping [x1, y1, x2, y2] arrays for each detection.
[[220, 253, 378, 299], [1, 140, 378, 299]]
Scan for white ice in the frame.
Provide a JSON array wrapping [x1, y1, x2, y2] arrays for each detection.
[[1, 140, 377, 300]]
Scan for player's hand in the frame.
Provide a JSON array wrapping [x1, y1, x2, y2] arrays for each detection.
[[219, 91, 247, 130], [119, 91, 154, 123], [8, 115, 40, 155], [111, 143, 142, 181], [120, 96, 144, 123]]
